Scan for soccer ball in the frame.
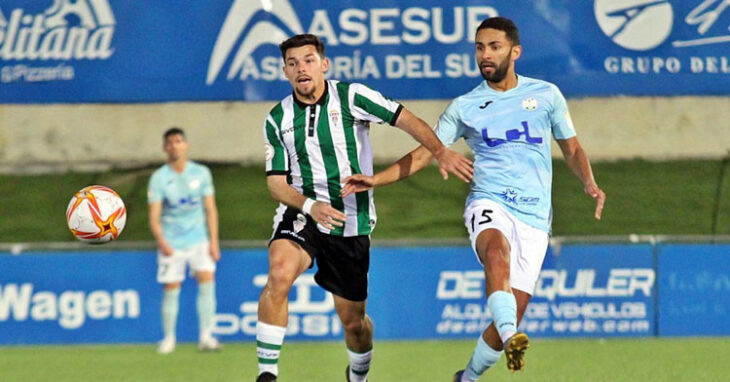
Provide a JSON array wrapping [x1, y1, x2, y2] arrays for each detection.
[[66, 185, 127, 244]]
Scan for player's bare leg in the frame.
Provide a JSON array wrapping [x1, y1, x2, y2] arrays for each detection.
[[334, 296, 373, 382], [477, 228, 531, 372], [454, 229, 527, 381], [256, 240, 312, 381]]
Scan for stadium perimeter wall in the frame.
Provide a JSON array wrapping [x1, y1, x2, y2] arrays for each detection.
[[1, 97, 729, 173], [1, 240, 728, 345]]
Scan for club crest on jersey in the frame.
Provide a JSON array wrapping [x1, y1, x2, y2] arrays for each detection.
[[294, 213, 307, 233], [329, 110, 340, 127], [522, 97, 538, 111], [189, 180, 201, 189]]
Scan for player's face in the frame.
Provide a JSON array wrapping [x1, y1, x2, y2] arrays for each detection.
[[475, 28, 520, 83], [163, 133, 188, 161], [283, 45, 329, 101]]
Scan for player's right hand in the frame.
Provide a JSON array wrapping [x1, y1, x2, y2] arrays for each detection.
[[340, 174, 375, 197], [433, 147, 473, 183], [159, 242, 174, 257], [310, 201, 347, 231]]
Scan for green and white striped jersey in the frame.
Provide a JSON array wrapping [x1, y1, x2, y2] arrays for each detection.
[[264, 79, 403, 237]]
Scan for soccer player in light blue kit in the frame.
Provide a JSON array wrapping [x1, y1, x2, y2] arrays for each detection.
[[342, 17, 606, 380], [148, 127, 222, 354]]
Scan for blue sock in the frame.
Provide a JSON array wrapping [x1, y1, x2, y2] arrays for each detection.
[[197, 281, 216, 340], [464, 335, 503, 381], [487, 290, 517, 344], [161, 288, 180, 339]]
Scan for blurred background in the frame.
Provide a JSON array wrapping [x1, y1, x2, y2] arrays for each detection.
[[1, 1, 729, 381]]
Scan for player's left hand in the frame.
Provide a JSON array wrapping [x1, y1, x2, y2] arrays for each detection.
[[340, 174, 375, 197], [209, 242, 221, 262], [585, 183, 606, 220], [433, 147, 473, 183]]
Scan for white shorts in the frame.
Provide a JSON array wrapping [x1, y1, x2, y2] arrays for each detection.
[[463, 198, 549, 295], [157, 241, 216, 284]]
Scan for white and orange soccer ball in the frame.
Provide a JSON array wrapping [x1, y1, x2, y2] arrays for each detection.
[[66, 185, 127, 244]]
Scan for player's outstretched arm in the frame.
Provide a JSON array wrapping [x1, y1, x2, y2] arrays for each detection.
[[341, 145, 433, 197], [267, 175, 346, 230], [557, 137, 606, 220], [393, 108, 473, 182]]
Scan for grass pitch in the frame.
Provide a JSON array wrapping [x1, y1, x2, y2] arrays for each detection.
[[1, 338, 728, 381]]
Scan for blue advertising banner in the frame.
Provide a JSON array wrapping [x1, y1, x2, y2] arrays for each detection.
[[428, 244, 657, 339], [1, 0, 728, 103], [0, 243, 662, 345], [657, 244, 730, 336]]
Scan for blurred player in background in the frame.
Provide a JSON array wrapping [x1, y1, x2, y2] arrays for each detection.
[[341, 17, 606, 381], [148, 127, 222, 354], [255, 34, 473, 382]]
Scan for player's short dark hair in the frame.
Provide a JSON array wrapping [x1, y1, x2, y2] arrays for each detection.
[[476, 17, 520, 45], [163, 127, 185, 141], [279, 34, 326, 60]]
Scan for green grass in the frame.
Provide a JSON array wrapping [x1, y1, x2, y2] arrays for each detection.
[[1, 159, 729, 243], [1, 338, 728, 381]]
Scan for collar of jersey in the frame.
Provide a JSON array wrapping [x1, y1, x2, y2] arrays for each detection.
[[292, 80, 329, 109], [481, 74, 522, 95]]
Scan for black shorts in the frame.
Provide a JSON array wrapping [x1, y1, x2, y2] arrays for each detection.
[[270, 207, 370, 301]]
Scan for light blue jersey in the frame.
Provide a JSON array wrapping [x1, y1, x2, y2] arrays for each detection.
[[436, 75, 576, 233], [147, 161, 214, 248]]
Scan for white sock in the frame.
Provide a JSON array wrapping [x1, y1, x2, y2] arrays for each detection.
[[161, 288, 180, 340], [347, 347, 373, 382], [256, 321, 286, 376]]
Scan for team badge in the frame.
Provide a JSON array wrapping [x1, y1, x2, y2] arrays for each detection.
[[329, 110, 340, 126], [293, 213, 307, 233], [189, 180, 200, 189], [522, 97, 538, 111]]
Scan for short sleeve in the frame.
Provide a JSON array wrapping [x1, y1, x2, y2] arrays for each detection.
[[349, 83, 403, 125], [435, 98, 465, 146], [202, 166, 214, 196], [550, 85, 577, 140], [264, 113, 289, 175], [147, 171, 163, 204]]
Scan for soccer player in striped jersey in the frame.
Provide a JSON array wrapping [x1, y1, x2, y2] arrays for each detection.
[[341, 17, 606, 381], [255, 34, 473, 382]]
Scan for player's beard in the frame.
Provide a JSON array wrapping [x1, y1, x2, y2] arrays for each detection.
[[480, 52, 511, 83], [294, 79, 318, 99]]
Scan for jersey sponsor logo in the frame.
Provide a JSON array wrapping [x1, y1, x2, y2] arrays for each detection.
[[594, 0, 673, 51], [499, 188, 539, 206], [0, 283, 140, 329], [206, 0, 497, 84], [163, 195, 200, 209], [481, 121, 543, 147], [0, 0, 116, 83]]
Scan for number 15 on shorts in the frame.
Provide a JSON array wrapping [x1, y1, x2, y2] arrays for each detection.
[[470, 209, 493, 233]]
